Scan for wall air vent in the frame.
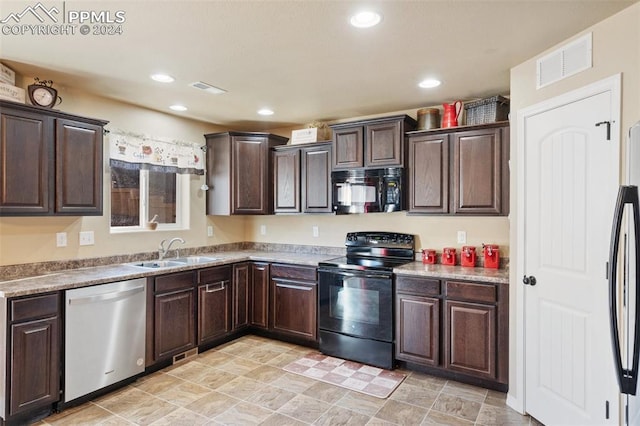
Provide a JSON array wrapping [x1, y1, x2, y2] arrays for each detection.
[[536, 32, 592, 89], [189, 81, 227, 95]]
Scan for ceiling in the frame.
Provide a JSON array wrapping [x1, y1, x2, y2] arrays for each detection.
[[1, 0, 635, 130]]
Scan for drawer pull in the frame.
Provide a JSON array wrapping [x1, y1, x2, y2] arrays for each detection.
[[276, 283, 312, 291], [205, 280, 228, 292]]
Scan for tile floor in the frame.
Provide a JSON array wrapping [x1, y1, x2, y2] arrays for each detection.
[[37, 335, 541, 425]]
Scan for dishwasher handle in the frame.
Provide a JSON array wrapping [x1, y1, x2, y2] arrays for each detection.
[[68, 285, 145, 305]]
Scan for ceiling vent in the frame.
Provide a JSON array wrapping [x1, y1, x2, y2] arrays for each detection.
[[189, 81, 227, 95], [536, 32, 592, 89]]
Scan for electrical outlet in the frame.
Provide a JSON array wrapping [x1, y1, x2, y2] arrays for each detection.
[[312, 226, 319, 237], [56, 232, 67, 247], [207, 226, 214, 237], [260, 225, 267, 235], [79, 231, 95, 246], [457, 231, 467, 244]]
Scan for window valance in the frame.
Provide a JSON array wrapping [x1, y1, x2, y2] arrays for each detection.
[[108, 130, 205, 175]]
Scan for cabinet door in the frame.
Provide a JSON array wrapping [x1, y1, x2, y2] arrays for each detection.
[[271, 278, 317, 341], [10, 317, 59, 416], [250, 262, 270, 329], [273, 148, 300, 213], [198, 281, 230, 344], [0, 109, 53, 215], [232, 136, 268, 214], [301, 144, 332, 213], [445, 300, 496, 380], [452, 128, 502, 214], [365, 120, 403, 167], [154, 289, 195, 360], [396, 294, 440, 366], [333, 126, 363, 169], [232, 263, 250, 330], [408, 134, 449, 213], [55, 119, 103, 215]]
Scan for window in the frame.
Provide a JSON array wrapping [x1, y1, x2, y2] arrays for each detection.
[[110, 165, 188, 231]]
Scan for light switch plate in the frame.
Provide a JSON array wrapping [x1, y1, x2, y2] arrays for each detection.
[[207, 226, 214, 237], [260, 225, 267, 235], [312, 226, 319, 237], [79, 231, 95, 246], [457, 231, 467, 244]]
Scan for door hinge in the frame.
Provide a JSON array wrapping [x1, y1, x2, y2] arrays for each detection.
[[606, 400, 609, 419]]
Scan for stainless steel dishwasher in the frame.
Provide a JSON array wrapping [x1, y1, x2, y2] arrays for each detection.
[[64, 278, 146, 403]]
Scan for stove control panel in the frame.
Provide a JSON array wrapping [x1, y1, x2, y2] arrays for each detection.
[[345, 232, 415, 248]]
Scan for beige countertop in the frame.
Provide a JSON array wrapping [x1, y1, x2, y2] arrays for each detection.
[[0, 251, 509, 298], [394, 261, 509, 284]]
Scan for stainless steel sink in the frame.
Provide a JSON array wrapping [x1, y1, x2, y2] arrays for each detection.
[[128, 260, 184, 268], [171, 256, 219, 265]]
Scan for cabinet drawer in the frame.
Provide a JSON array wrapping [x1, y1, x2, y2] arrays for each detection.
[[271, 264, 316, 282], [198, 265, 231, 285], [396, 276, 440, 296], [154, 271, 195, 293], [445, 281, 496, 303], [10, 293, 59, 322]]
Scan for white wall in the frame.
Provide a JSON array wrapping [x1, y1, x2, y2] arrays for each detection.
[[508, 1, 640, 412]]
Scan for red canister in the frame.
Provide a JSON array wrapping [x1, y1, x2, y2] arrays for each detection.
[[422, 249, 436, 264], [461, 246, 476, 267], [483, 244, 500, 269], [442, 247, 456, 266]]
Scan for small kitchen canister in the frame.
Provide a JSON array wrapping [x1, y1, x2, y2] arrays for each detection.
[[417, 108, 441, 130], [422, 249, 436, 264]]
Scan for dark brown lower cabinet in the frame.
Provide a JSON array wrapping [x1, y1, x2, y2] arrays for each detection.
[[232, 263, 250, 330], [445, 300, 496, 379], [395, 275, 508, 390], [395, 277, 441, 366], [250, 262, 270, 329], [197, 266, 232, 344], [150, 271, 196, 362], [8, 293, 60, 418], [270, 264, 317, 342]]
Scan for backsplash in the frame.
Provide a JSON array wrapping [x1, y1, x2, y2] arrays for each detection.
[[0, 242, 345, 281]]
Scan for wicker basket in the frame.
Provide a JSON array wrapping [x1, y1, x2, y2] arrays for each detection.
[[464, 95, 510, 125]]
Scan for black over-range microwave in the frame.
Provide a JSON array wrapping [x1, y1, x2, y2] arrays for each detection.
[[331, 167, 404, 214]]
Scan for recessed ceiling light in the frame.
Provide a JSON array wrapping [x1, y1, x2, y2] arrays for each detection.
[[150, 73, 175, 83], [419, 79, 442, 89], [258, 108, 274, 116], [169, 104, 187, 111], [350, 11, 381, 28]]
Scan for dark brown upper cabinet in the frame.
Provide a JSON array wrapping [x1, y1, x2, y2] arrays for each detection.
[[273, 141, 332, 214], [0, 100, 107, 216], [205, 132, 288, 215], [406, 122, 509, 216], [452, 126, 509, 215], [330, 115, 417, 170]]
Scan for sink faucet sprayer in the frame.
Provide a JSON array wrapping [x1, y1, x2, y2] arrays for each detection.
[[159, 237, 185, 260]]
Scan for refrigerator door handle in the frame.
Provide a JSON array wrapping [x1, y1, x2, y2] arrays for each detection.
[[609, 185, 640, 395]]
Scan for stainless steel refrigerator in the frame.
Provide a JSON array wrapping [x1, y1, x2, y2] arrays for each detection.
[[609, 121, 640, 426]]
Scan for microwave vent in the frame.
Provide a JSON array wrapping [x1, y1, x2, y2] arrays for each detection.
[[189, 81, 227, 95]]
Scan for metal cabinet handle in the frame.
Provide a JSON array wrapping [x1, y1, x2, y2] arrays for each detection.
[[276, 283, 312, 291], [205, 280, 228, 293]]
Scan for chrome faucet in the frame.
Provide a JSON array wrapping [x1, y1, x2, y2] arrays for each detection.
[[159, 237, 185, 260]]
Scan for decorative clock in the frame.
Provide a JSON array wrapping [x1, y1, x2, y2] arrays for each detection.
[[27, 78, 60, 108]]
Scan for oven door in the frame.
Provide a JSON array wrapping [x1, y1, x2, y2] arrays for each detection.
[[318, 268, 393, 342]]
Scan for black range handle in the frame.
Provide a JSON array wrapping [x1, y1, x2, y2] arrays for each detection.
[[609, 185, 640, 395]]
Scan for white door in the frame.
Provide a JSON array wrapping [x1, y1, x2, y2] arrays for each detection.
[[522, 78, 620, 425]]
